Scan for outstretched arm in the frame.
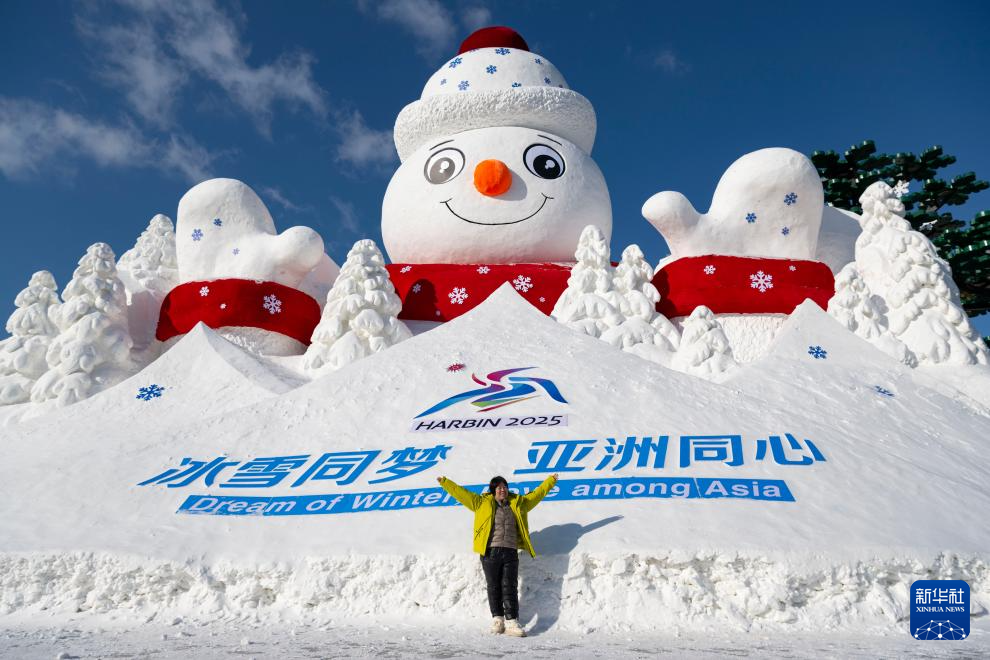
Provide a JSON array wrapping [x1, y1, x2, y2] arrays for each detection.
[[437, 476, 483, 512], [520, 473, 558, 512]]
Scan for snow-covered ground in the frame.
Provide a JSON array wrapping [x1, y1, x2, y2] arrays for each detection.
[[2, 618, 988, 659], [1, 287, 988, 651]]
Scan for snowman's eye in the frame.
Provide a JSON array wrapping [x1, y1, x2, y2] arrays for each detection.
[[424, 148, 465, 184], [523, 144, 565, 179]]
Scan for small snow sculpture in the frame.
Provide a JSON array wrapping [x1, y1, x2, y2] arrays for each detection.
[[304, 239, 411, 372], [671, 306, 738, 379], [0, 271, 61, 404], [117, 214, 179, 355], [118, 214, 179, 288], [551, 225, 622, 338], [828, 263, 917, 367], [30, 243, 135, 407], [602, 244, 679, 355], [855, 182, 989, 366]]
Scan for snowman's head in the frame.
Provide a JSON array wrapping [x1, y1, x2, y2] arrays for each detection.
[[384, 26, 611, 264], [383, 126, 610, 263]]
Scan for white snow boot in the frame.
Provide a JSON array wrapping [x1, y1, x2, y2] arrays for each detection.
[[490, 616, 505, 634], [504, 618, 526, 637]]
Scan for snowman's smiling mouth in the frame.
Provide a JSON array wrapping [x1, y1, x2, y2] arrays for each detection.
[[441, 194, 553, 226]]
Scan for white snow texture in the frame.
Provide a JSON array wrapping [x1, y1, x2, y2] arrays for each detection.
[[854, 181, 989, 366], [117, 213, 178, 354], [671, 305, 738, 379], [304, 239, 411, 372], [0, 271, 60, 404], [29, 243, 135, 407], [552, 225, 623, 338]]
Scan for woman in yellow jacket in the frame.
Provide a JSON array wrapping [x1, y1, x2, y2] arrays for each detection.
[[437, 473, 558, 637]]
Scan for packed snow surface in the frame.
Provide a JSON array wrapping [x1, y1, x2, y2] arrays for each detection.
[[1, 286, 988, 637]]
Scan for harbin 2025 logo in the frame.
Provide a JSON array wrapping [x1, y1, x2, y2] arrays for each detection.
[[412, 367, 568, 432], [910, 579, 970, 640]]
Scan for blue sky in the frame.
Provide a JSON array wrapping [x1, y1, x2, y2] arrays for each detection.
[[2, 1, 989, 333]]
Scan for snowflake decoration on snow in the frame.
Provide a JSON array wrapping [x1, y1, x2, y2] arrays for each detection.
[[782, 227, 790, 236], [749, 271, 773, 293], [789, 265, 797, 272], [440, 78, 447, 85], [232, 248, 240, 255], [213, 218, 222, 227], [534, 57, 543, 64], [448, 287, 468, 305], [477, 266, 490, 274], [458, 80, 470, 91], [703, 265, 716, 275], [513, 275, 533, 292], [543, 76, 552, 85], [511, 82, 522, 88], [412, 283, 422, 293], [486, 65, 497, 74], [874, 385, 895, 397], [784, 192, 798, 206], [495, 47, 510, 55], [448, 57, 463, 68], [892, 180, 910, 198], [263, 294, 282, 315], [136, 384, 165, 401], [191, 228, 203, 241], [199, 286, 210, 297], [808, 345, 828, 360], [447, 363, 465, 372], [400, 265, 412, 273], [746, 212, 757, 223]]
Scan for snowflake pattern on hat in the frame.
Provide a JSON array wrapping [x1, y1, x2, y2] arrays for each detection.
[[423, 47, 570, 98]]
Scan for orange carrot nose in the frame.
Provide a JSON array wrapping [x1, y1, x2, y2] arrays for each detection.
[[473, 159, 513, 196]]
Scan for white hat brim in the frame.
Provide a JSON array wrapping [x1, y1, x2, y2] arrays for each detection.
[[393, 87, 597, 162]]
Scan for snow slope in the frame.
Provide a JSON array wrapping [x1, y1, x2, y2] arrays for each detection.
[[1, 286, 988, 635]]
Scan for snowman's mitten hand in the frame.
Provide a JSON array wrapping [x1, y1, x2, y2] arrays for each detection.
[[642, 191, 728, 257], [175, 178, 325, 288]]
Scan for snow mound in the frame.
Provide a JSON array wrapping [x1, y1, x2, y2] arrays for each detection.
[[1, 286, 988, 633]]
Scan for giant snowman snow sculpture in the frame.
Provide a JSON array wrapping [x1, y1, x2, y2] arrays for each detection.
[[382, 26, 612, 322], [643, 148, 836, 362], [156, 178, 340, 356]]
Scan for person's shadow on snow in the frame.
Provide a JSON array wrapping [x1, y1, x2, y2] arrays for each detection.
[[521, 515, 622, 635]]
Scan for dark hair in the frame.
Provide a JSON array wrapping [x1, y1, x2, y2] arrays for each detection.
[[489, 476, 508, 495]]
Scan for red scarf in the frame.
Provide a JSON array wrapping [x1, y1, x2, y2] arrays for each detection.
[[156, 279, 322, 345], [651, 255, 835, 318], [385, 263, 573, 322]]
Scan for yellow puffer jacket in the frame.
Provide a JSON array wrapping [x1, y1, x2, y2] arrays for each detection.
[[439, 475, 557, 557]]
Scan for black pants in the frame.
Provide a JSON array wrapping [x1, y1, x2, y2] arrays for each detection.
[[481, 546, 519, 619]]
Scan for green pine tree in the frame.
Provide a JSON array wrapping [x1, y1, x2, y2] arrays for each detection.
[[811, 140, 990, 318]]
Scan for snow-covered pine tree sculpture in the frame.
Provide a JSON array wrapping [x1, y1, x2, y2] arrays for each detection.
[[30, 243, 135, 407], [0, 271, 61, 404], [551, 225, 623, 338], [116, 214, 178, 355], [828, 263, 917, 367], [671, 305, 737, 379], [602, 244, 680, 355], [855, 181, 989, 366], [304, 239, 411, 372]]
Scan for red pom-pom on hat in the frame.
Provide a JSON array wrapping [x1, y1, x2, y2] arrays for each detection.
[[458, 26, 530, 54]]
